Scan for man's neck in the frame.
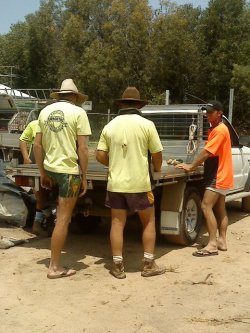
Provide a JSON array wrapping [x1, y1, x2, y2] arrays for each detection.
[[118, 108, 142, 116], [210, 119, 222, 127]]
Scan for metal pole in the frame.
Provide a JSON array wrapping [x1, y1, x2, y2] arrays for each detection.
[[107, 109, 110, 123], [228, 88, 234, 124], [165, 90, 169, 105], [10, 67, 13, 87]]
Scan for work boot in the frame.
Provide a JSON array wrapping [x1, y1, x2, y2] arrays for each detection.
[[32, 220, 48, 237], [110, 262, 126, 279], [141, 259, 166, 277]]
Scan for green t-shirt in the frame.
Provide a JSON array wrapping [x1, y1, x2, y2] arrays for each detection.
[[97, 113, 163, 192], [37, 101, 91, 174]]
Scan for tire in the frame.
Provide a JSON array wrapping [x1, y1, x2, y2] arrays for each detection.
[[164, 187, 203, 245], [69, 213, 101, 234]]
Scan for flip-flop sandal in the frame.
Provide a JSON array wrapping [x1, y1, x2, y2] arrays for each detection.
[[47, 268, 76, 279], [192, 249, 218, 257]]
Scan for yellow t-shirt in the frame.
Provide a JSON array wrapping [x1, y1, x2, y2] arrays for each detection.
[[36, 101, 91, 174], [97, 114, 163, 192], [19, 120, 38, 144], [19, 120, 38, 155]]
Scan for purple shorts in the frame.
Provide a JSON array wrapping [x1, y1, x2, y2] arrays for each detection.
[[105, 191, 154, 212]]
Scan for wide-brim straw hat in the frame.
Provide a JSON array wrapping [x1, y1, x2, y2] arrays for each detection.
[[115, 87, 147, 107], [50, 79, 88, 104]]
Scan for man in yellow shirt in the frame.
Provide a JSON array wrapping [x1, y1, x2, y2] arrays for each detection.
[[19, 120, 50, 236], [19, 120, 37, 164], [34, 79, 91, 279], [96, 87, 166, 279]]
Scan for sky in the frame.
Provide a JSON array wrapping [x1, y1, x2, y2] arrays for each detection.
[[0, 0, 209, 35]]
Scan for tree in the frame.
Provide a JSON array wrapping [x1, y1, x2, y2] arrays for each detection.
[[200, 0, 250, 112], [147, 2, 204, 103], [0, 22, 29, 88], [24, 0, 64, 88], [231, 64, 250, 129], [60, 0, 152, 110]]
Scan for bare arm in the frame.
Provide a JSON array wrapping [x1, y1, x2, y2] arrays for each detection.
[[33, 133, 53, 189], [176, 149, 211, 172], [77, 135, 89, 197], [151, 151, 162, 172], [19, 140, 32, 164], [96, 150, 109, 167]]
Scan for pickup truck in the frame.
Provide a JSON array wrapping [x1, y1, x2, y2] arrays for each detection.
[[3, 104, 250, 245]]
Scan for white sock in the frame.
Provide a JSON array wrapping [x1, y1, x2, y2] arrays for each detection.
[[113, 256, 123, 264], [144, 252, 154, 261]]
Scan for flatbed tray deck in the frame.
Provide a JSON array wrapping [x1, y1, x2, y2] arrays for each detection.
[[6, 162, 204, 186]]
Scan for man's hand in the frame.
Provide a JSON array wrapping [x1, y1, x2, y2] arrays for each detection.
[[40, 174, 54, 190], [23, 157, 32, 164], [175, 163, 194, 172], [78, 178, 88, 197], [176, 149, 210, 172]]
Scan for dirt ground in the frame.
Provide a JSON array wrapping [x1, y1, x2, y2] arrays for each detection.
[[0, 200, 250, 333]]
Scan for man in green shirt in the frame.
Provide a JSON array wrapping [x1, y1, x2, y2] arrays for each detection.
[[96, 87, 166, 279]]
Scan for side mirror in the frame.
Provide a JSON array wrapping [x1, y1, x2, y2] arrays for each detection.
[[239, 136, 250, 147]]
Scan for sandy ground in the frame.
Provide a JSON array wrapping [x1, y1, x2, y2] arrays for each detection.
[[0, 200, 250, 333]]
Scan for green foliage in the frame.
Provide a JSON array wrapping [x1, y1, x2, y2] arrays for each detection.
[[231, 64, 250, 125], [200, 0, 250, 109], [0, 0, 249, 126], [0, 23, 29, 87], [147, 3, 204, 103]]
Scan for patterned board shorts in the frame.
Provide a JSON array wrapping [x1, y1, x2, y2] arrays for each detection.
[[46, 171, 82, 198], [105, 191, 154, 212]]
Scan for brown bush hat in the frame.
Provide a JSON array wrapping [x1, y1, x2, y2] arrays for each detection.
[[50, 79, 88, 104], [115, 87, 147, 107]]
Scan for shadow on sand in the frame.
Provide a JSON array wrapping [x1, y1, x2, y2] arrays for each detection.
[[1, 200, 248, 273]]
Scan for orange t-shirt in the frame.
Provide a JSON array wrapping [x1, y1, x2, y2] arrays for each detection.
[[204, 122, 233, 189]]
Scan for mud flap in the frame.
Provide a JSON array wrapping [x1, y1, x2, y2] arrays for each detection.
[[160, 180, 186, 235], [244, 172, 250, 192]]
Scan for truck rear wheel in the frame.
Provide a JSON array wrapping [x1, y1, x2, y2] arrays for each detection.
[[164, 187, 203, 245]]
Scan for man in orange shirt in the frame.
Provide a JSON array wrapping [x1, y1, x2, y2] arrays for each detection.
[[176, 101, 233, 256]]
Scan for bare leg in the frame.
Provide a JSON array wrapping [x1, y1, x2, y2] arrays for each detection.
[[201, 189, 220, 252], [138, 206, 166, 277], [110, 209, 127, 256], [214, 195, 228, 251], [48, 196, 77, 276], [137, 206, 156, 254]]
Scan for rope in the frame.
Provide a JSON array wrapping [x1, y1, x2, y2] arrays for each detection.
[[187, 120, 197, 154]]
